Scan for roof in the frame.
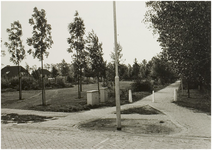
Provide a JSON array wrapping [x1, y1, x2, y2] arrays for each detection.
[[40, 69, 51, 76], [1, 65, 29, 78]]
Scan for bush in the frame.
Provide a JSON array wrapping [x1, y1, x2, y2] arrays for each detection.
[[22, 76, 39, 90], [56, 78, 66, 88], [2, 76, 39, 90], [1, 78, 10, 89], [131, 80, 153, 92], [67, 75, 75, 83], [10, 77, 19, 88]]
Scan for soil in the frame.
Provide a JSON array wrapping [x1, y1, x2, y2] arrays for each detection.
[[1, 113, 54, 124], [79, 118, 181, 135]]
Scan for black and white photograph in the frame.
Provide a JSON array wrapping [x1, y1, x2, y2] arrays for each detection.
[[1, 1, 211, 149]]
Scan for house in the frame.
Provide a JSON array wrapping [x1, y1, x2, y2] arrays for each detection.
[[31, 68, 51, 79], [1, 65, 30, 79], [40, 69, 51, 78]]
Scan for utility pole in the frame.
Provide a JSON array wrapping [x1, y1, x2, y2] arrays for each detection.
[[113, 1, 121, 130]]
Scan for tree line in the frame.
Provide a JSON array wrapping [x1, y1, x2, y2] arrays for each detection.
[[144, 1, 211, 97]]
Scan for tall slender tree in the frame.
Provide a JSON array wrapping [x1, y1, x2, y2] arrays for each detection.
[[27, 7, 53, 105], [110, 43, 124, 65], [144, 1, 211, 97], [67, 11, 86, 99], [86, 30, 104, 93], [5, 21, 25, 100]]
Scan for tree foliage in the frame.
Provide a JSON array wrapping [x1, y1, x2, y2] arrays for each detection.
[[5, 21, 25, 65], [60, 59, 70, 76], [132, 58, 140, 80], [51, 66, 59, 78], [86, 30, 105, 92], [67, 11, 86, 98], [110, 43, 124, 65], [4, 21, 25, 100], [27, 7, 53, 105], [144, 1, 211, 93]]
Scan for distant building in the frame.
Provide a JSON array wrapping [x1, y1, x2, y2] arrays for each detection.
[[40, 69, 51, 78], [1, 65, 30, 79]]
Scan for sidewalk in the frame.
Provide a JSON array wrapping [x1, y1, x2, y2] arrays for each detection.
[[1, 81, 211, 149]]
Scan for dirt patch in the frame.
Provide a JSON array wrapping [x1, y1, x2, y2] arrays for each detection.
[[1, 113, 54, 124], [120, 105, 163, 115], [79, 118, 181, 135]]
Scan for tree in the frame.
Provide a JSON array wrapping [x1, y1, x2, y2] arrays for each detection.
[[60, 59, 70, 77], [144, 1, 211, 97], [150, 55, 176, 85], [106, 62, 115, 82], [132, 58, 140, 80], [119, 64, 129, 80], [31, 68, 41, 80], [110, 43, 124, 65], [4, 21, 26, 100], [27, 7, 53, 105], [86, 30, 104, 93], [25, 62, 32, 75], [51, 66, 59, 81], [67, 11, 86, 98], [44, 63, 51, 71]]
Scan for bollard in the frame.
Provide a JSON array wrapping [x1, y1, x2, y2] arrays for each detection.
[[152, 90, 155, 103], [174, 89, 178, 102], [129, 90, 132, 103]]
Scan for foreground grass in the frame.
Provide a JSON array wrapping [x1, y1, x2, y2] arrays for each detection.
[[174, 89, 211, 115], [1, 81, 168, 113]]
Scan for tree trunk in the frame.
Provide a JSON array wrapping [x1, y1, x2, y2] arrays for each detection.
[[97, 75, 100, 95], [78, 74, 81, 99], [80, 69, 82, 92], [18, 62, 22, 100], [187, 80, 190, 98], [41, 57, 46, 106], [181, 78, 184, 94]]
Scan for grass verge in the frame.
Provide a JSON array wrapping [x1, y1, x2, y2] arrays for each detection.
[[174, 89, 211, 115]]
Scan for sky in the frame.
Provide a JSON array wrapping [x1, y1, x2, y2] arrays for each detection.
[[1, 1, 161, 69]]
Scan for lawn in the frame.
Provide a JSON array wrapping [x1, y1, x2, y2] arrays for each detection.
[[174, 89, 211, 115], [1, 81, 168, 112]]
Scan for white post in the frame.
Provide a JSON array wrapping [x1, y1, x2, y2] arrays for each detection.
[[152, 90, 155, 103], [129, 90, 132, 103], [174, 89, 178, 101], [113, 1, 121, 130]]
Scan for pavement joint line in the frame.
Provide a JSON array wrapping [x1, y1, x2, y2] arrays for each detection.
[[93, 138, 109, 148]]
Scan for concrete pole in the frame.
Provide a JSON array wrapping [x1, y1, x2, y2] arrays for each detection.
[[129, 90, 132, 103], [113, 1, 121, 130]]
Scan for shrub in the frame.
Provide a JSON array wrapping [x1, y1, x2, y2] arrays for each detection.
[[1, 78, 10, 89], [10, 77, 19, 88], [67, 75, 75, 83], [21, 76, 39, 90], [131, 80, 153, 92], [56, 78, 66, 88], [120, 89, 128, 100]]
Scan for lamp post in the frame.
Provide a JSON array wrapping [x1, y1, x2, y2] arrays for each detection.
[[113, 1, 121, 130]]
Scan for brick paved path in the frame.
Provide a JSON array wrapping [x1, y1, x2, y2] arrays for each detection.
[[1, 81, 211, 149]]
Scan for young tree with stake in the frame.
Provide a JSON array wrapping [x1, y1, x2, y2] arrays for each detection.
[[27, 7, 53, 105], [86, 30, 104, 94], [67, 11, 86, 99], [5, 21, 26, 100]]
